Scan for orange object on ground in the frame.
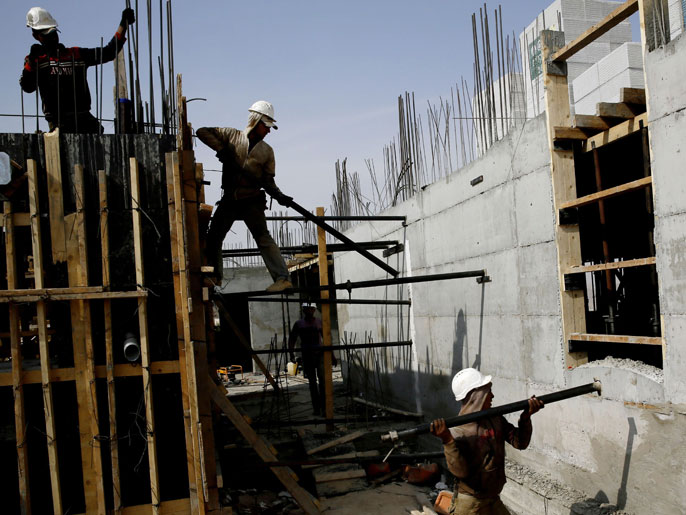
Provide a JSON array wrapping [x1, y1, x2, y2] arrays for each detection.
[[434, 490, 453, 515], [402, 462, 440, 484]]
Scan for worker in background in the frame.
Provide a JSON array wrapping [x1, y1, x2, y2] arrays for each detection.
[[289, 302, 325, 415], [197, 101, 293, 292], [20, 7, 136, 133], [430, 368, 544, 515]]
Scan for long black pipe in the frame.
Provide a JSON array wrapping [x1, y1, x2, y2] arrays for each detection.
[[222, 240, 399, 257], [251, 341, 412, 355], [264, 215, 407, 222], [224, 269, 486, 298], [245, 297, 411, 306], [247, 451, 444, 469], [380, 381, 602, 442]]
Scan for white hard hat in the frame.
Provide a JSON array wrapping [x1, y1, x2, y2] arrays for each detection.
[[27, 7, 58, 32], [451, 368, 492, 401], [249, 100, 278, 129], [302, 302, 315, 309]]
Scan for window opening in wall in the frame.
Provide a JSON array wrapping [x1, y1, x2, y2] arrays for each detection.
[[568, 128, 662, 368]]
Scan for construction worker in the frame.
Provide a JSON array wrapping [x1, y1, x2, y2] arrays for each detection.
[[430, 368, 544, 515], [197, 101, 293, 291], [288, 302, 325, 415], [20, 7, 136, 133]]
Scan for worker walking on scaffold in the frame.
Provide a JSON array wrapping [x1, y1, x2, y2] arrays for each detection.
[[197, 101, 293, 292], [430, 368, 544, 514], [20, 6, 136, 133]]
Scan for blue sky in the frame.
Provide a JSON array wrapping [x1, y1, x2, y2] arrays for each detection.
[[1, 1, 639, 246]]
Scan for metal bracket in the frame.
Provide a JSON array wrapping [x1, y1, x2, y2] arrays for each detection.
[[383, 243, 405, 258], [559, 207, 579, 226], [476, 275, 491, 284], [564, 273, 585, 292], [541, 30, 568, 77]]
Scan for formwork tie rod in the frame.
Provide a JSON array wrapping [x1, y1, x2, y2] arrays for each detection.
[[251, 340, 412, 354], [380, 381, 601, 443]]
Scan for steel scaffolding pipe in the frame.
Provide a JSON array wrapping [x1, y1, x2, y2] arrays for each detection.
[[251, 340, 412, 354], [222, 240, 399, 257], [244, 297, 411, 306], [264, 215, 407, 222]]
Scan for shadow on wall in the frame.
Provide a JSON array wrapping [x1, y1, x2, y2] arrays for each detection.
[[451, 282, 486, 373]]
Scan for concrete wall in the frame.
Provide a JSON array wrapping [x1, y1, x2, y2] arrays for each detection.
[[335, 32, 686, 513]]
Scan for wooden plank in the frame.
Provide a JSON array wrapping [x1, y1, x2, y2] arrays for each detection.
[[130, 157, 161, 514], [117, 497, 191, 515], [99, 168, 121, 512], [0, 289, 146, 303], [551, 0, 638, 62], [315, 469, 367, 483], [165, 151, 204, 514], [564, 257, 656, 275], [559, 176, 652, 210], [0, 360, 181, 388], [213, 297, 279, 391], [303, 450, 380, 469], [582, 112, 648, 152], [27, 159, 63, 513], [574, 115, 611, 131], [43, 130, 67, 262], [0, 285, 102, 298], [4, 202, 30, 514], [306, 430, 365, 456], [316, 207, 334, 431], [596, 102, 643, 119], [541, 31, 588, 369], [569, 333, 663, 345], [209, 382, 321, 515], [554, 126, 590, 141], [620, 87, 646, 106], [69, 164, 106, 514], [0, 212, 31, 227]]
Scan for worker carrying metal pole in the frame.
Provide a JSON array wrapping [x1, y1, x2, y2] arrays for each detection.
[[20, 6, 136, 133], [381, 369, 601, 515], [197, 101, 294, 292]]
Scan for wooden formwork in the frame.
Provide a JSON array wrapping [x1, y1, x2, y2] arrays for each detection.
[[0, 129, 217, 514]]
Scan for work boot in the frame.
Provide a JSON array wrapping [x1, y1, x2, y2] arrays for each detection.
[[266, 277, 293, 292]]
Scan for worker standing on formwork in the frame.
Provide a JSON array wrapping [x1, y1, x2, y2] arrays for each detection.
[[197, 101, 293, 291], [430, 368, 544, 515], [20, 7, 136, 133]]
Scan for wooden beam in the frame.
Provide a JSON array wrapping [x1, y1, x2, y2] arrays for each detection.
[[165, 151, 203, 514], [130, 157, 161, 514], [99, 168, 122, 512], [70, 164, 106, 514], [554, 126, 590, 142], [551, 0, 638, 62], [0, 288, 146, 303], [316, 207, 334, 431], [0, 360, 181, 388], [620, 87, 646, 106], [4, 202, 30, 514], [559, 176, 652, 210], [28, 159, 63, 513], [209, 381, 321, 515], [541, 31, 588, 369], [582, 112, 648, 152], [43, 130, 67, 262], [119, 497, 191, 515], [596, 102, 643, 120], [569, 333, 663, 345], [0, 212, 30, 227], [564, 257, 656, 274], [306, 430, 365, 456], [574, 115, 611, 132]]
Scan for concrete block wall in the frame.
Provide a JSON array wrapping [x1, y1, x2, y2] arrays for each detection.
[[335, 31, 686, 511], [572, 42, 645, 114]]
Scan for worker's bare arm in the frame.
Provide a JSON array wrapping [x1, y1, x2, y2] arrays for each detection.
[[430, 418, 454, 444]]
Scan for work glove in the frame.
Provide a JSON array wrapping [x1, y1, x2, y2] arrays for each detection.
[[272, 191, 293, 207], [28, 44, 43, 63], [121, 8, 136, 26], [216, 146, 237, 165]]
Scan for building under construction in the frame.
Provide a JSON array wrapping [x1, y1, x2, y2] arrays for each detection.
[[1, 0, 685, 514]]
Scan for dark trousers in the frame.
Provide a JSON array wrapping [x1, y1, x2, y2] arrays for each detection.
[[302, 350, 325, 414], [48, 112, 103, 134], [206, 193, 288, 281]]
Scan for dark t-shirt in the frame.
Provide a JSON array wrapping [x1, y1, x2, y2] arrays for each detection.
[[289, 318, 322, 349]]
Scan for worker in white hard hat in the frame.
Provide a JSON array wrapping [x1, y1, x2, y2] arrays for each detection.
[[288, 302, 326, 415], [197, 101, 293, 292], [430, 368, 544, 514], [20, 7, 136, 133]]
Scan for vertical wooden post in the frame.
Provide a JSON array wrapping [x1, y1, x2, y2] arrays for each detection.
[[99, 169, 122, 511], [27, 159, 63, 513], [130, 157, 161, 514], [541, 31, 588, 368], [4, 201, 30, 514], [43, 131, 67, 263], [316, 207, 334, 430], [165, 151, 203, 513], [69, 164, 106, 513]]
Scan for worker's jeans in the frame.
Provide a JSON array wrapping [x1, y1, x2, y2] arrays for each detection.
[[449, 492, 510, 515], [302, 349, 325, 414], [206, 193, 289, 281]]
